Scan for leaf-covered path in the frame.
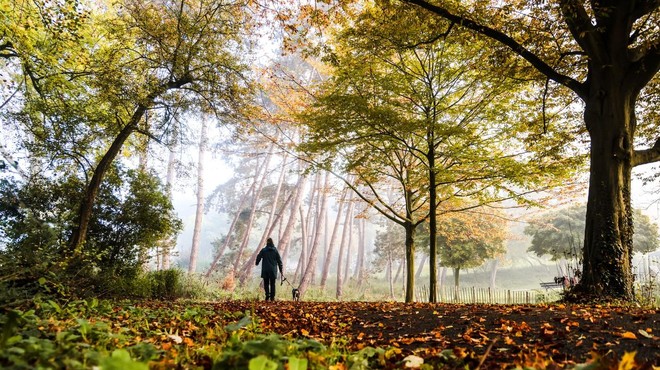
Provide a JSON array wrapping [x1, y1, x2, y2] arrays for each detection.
[[212, 300, 658, 369]]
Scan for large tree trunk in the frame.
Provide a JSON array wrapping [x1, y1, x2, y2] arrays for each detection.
[[453, 267, 460, 288], [577, 81, 636, 301], [188, 118, 208, 274]]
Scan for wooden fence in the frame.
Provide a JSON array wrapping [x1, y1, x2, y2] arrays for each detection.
[[415, 286, 541, 304]]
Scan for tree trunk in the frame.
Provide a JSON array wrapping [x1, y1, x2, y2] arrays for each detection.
[[320, 188, 348, 288], [393, 258, 403, 285], [416, 254, 427, 280], [294, 205, 308, 283], [280, 169, 308, 265], [233, 143, 275, 271], [453, 267, 460, 288], [387, 252, 395, 299], [69, 111, 142, 253], [404, 222, 416, 302], [576, 77, 636, 301], [427, 131, 438, 302], [489, 259, 498, 289], [336, 192, 355, 299], [343, 207, 354, 287], [355, 218, 366, 285], [69, 80, 188, 253], [299, 171, 329, 295], [161, 130, 178, 270], [238, 151, 289, 283], [188, 118, 208, 274]]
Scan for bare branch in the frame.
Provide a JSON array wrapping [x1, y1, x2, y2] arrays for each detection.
[[403, 0, 588, 99]]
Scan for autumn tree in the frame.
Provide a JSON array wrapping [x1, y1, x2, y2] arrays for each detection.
[[402, 0, 660, 301], [300, 4, 577, 302], [3, 0, 252, 256], [436, 210, 507, 288]]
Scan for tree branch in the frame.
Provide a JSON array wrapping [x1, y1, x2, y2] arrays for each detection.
[[628, 39, 660, 93], [402, 0, 588, 99], [633, 139, 660, 167]]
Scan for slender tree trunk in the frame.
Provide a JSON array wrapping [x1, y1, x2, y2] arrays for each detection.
[[162, 130, 178, 270], [343, 208, 354, 287], [404, 222, 416, 302], [427, 130, 438, 302], [489, 259, 498, 289], [336, 193, 354, 299], [280, 170, 308, 265], [393, 258, 403, 285], [440, 266, 447, 289], [453, 267, 460, 288], [233, 143, 275, 271], [294, 206, 308, 283], [320, 188, 348, 288], [299, 172, 329, 295], [416, 255, 427, 280], [188, 118, 208, 274], [387, 252, 395, 299], [354, 218, 366, 285], [238, 152, 289, 283]]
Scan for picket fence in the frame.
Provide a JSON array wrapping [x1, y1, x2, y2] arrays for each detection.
[[414, 285, 542, 304]]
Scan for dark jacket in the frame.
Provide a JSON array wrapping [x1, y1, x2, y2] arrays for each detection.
[[256, 244, 283, 279]]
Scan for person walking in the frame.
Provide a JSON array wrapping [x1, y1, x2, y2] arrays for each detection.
[[255, 237, 283, 301]]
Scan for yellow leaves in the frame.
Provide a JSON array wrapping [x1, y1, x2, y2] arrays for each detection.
[[619, 331, 637, 340], [328, 364, 347, 370], [300, 328, 309, 336], [618, 352, 637, 370]]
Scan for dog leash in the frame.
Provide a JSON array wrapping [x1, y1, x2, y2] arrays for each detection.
[[281, 276, 294, 287]]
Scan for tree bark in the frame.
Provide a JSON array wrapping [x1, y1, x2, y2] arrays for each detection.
[[161, 129, 178, 270], [404, 221, 416, 302], [576, 81, 635, 300], [299, 171, 329, 295], [321, 188, 348, 288], [453, 267, 460, 288], [336, 192, 355, 299], [280, 168, 308, 265], [188, 118, 208, 274]]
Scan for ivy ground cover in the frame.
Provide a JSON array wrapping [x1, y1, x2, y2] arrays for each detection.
[[0, 299, 657, 369]]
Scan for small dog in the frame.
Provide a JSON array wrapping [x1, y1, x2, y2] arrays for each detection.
[[292, 288, 300, 301]]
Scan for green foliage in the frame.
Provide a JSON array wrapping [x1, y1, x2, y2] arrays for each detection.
[[0, 299, 401, 370], [0, 167, 182, 302]]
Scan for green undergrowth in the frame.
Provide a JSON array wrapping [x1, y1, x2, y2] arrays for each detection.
[[0, 298, 399, 370]]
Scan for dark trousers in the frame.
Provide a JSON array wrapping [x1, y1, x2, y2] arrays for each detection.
[[263, 277, 276, 301]]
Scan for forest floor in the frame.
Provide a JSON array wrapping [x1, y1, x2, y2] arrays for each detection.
[[3, 298, 658, 369], [215, 299, 659, 369]]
